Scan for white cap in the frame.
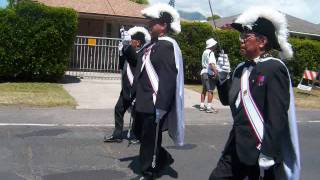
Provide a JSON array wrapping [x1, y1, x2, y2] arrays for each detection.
[[141, 3, 181, 34], [206, 38, 217, 49]]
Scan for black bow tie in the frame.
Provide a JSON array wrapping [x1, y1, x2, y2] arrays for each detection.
[[244, 60, 256, 67]]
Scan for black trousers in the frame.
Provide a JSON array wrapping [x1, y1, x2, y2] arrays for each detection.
[[113, 92, 134, 137], [209, 142, 286, 180], [134, 112, 173, 174]]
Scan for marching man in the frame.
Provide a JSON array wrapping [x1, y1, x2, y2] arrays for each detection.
[[209, 7, 300, 180], [104, 27, 150, 144], [132, 3, 184, 180]]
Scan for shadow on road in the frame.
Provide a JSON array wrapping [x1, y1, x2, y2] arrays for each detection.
[[59, 75, 81, 84], [192, 104, 201, 110], [166, 143, 197, 150], [119, 155, 179, 179]]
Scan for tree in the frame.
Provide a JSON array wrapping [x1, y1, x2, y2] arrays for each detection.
[[7, 0, 17, 8], [130, 0, 149, 4], [169, 0, 175, 7], [207, 14, 221, 21]]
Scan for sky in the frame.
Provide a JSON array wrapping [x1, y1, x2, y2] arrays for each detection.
[[150, 0, 320, 24], [0, 0, 7, 8]]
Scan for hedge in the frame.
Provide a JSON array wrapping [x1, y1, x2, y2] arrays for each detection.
[[0, 1, 78, 81], [174, 21, 320, 85], [173, 22, 244, 83], [288, 38, 320, 84], [173, 22, 215, 82]]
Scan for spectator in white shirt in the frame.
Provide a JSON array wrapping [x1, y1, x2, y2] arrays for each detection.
[[200, 38, 219, 113]]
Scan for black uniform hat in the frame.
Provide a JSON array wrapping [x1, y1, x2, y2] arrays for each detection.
[[230, 6, 293, 59], [232, 17, 281, 51]]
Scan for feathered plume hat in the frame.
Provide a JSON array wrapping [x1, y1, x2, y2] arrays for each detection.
[[231, 6, 293, 59], [127, 26, 151, 44], [141, 3, 181, 34]]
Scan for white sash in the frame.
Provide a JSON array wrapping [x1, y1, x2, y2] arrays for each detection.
[[126, 62, 134, 86], [241, 65, 264, 150], [126, 43, 150, 86], [141, 44, 158, 104]]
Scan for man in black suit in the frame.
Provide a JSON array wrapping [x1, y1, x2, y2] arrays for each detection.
[[209, 7, 300, 180], [104, 27, 150, 143], [132, 3, 185, 180]]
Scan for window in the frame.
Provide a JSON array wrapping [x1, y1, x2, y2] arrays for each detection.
[[106, 23, 112, 37]]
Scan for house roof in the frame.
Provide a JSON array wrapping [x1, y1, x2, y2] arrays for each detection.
[[35, 0, 147, 18], [210, 15, 238, 28], [210, 14, 320, 36], [286, 15, 320, 35]]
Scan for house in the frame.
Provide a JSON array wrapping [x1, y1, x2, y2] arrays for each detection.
[[34, 0, 148, 38], [28, 0, 150, 76], [210, 14, 320, 40]]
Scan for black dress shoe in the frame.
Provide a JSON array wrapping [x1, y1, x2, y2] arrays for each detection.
[[103, 135, 122, 143], [130, 174, 154, 180], [142, 171, 156, 180], [129, 138, 140, 144]]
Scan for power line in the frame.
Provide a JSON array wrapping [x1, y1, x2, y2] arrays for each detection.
[[105, 0, 116, 15]]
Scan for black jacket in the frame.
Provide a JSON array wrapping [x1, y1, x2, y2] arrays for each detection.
[[133, 39, 177, 114], [218, 57, 290, 165], [119, 45, 138, 101]]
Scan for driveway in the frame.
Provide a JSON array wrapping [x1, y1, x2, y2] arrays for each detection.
[[62, 78, 227, 110]]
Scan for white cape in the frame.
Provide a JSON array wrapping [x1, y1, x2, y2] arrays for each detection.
[[284, 69, 301, 180], [158, 36, 185, 146], [263, 58, 301, 180]]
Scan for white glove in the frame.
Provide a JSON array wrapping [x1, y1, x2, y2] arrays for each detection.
[[259, 153, 275, 170], [155, 109, 167, 124], [123, 32, 131, 41], [119, 30, 131, 56]]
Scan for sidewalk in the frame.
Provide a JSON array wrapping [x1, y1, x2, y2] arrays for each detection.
[[62, 78, 227, 110]]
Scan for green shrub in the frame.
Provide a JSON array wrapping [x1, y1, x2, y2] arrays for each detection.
[[288, 38, 320, 84], [173, 21, 244, 83], [0, 1, 78, 81], [173, 22, 213, 82]]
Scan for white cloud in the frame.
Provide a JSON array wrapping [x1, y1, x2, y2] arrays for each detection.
[[149, 0, 320, 24]]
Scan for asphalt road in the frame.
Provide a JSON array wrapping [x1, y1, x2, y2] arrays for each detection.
[[0, 107, 319, 180]]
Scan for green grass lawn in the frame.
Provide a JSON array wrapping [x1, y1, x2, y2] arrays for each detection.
[[294, 88, 320, 109], [185, 84, 219, 97], [185, 84, 320, 109], [0, 83, 77, 107]]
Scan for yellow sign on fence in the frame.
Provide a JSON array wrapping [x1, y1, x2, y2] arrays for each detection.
[[88, 38, 97, 46]]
